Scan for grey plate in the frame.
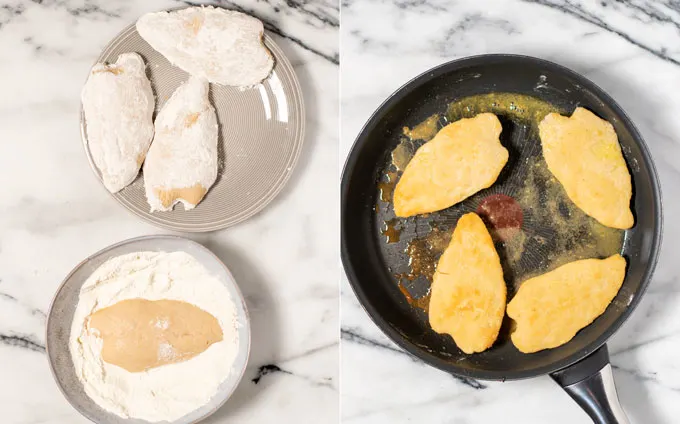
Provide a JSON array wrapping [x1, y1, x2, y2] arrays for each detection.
[[81, 11, 305, 232], [46, 235, 251, 424]]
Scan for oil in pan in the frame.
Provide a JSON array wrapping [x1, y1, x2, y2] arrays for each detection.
[[375, 93, 624, 313]]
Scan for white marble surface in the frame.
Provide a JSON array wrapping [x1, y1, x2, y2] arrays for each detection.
[[0, 0, 338, 423], [341, 0, 680, 423]]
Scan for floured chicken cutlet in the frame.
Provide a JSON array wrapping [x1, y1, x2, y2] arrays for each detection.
[[143, 76, 218, 212], [393, 113, 508, 217], [137, 6, 274, 87], [81, 53, 154, 193], [539, 107, 633, 229], [507, 254, 626, 353], [428, 213, 506, 354]]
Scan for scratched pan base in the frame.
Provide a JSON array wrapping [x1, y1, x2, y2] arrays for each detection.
[[341, 55, 661, 379], [81, 14, 304, 232]]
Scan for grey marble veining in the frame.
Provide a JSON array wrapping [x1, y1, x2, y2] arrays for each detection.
[[0, 0, 338, 422], [341, 0, 680, 423], [187, 0, 339, 63]]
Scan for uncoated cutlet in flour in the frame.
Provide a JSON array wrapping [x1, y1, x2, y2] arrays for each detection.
[[136, 6, 274, 87], [69, 251, 239, 422], [81, 53, 154, 193], [143, 76, 218, 212]]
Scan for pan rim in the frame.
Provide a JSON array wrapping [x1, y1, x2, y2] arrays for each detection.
[[340, 53, 663, 381]]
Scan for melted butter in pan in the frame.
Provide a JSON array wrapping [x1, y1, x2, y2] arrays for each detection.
[[379, 92, 625, 309], [381, 218, 402, 244], [446, 92, 558, 126], [375, 115, 441, 216], [402, 114, 440, 143]]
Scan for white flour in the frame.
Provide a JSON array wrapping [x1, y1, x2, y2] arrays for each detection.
[[69, 251, 239, 422], [136, 7, 274, 87], [81, 52, 154, 193], [142, 76, 218, 213]]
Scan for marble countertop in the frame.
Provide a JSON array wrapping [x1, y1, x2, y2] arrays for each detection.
[[0, 0, 338, 423], [341, 0, 680, 423]]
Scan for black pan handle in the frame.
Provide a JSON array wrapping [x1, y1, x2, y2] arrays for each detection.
[[550, 345, 629, 424]]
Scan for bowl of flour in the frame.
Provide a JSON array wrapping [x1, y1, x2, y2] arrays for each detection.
[[46, 235, 250, 424]]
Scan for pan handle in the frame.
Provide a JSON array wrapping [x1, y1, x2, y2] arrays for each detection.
[[550, 345, 629, 424]]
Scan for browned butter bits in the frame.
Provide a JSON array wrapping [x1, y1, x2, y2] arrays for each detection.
[[87, 298, 223, 372]]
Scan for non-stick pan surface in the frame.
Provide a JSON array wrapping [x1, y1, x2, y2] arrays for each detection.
[[341, 55, 662, 381]]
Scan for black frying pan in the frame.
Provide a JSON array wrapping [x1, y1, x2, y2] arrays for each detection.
[[341, 55, 662, 423]]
